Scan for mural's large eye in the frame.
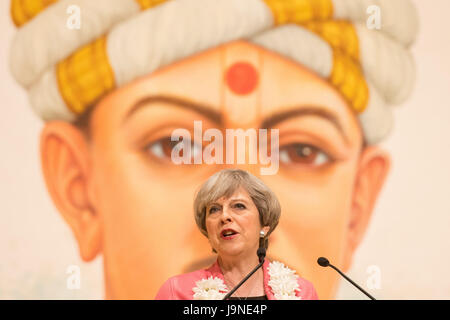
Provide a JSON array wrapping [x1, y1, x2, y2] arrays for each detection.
[[146, 136, 203, 163], [147, 137, 178, 160], [279, 143, 332, 167]]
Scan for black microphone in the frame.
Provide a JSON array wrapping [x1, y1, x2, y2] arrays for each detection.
[[222, 235, 267, 300], [317, 257, 376, 300], [257, 235, 266, 263]]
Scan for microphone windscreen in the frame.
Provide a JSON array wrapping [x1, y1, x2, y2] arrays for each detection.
[[257, 248, 266, 263], [317, 257, 330, 267]]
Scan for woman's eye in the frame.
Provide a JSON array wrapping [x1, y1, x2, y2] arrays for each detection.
[[234, 203, 246, 209], [146, 136, 202, 162], [279, 143, 331, 166], [209, 207, 219, 214]]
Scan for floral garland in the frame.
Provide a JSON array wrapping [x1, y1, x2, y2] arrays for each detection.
[[192, 261, 301, 300], [192, 276, 228, 300]]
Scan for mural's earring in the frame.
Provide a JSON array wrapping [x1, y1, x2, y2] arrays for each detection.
[[260, 230, 265, 238]]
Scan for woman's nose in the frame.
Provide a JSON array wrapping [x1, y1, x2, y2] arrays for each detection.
[[220, 206, 232, 223]]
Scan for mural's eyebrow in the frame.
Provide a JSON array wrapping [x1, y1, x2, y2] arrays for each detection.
[[261, 106, 350, 146], [122, 95, 222, 125]]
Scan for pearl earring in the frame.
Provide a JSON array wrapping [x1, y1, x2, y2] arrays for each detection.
[[260, 230, 265, 238]]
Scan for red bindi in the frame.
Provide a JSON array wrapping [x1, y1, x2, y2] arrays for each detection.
[[225, 62, 259, 95]]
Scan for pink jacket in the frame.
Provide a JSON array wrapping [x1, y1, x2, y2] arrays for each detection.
[[155, 259, 318, 300]]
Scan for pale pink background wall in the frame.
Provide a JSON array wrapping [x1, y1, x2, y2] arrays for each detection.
[[1, 0, 449, 299]]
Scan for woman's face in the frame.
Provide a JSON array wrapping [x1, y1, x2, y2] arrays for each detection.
[[205, 187, 268, 259], [63, 40, 368, 299]]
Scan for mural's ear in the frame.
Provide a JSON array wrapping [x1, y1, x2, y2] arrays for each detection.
[[342, 146, 391, 271], [40, 121, 101, 262]]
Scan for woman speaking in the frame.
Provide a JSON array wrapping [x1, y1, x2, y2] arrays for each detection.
[[155, 169, 318, 300]]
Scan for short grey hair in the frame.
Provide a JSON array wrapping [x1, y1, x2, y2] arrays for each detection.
[[193, 169, 281, 240]]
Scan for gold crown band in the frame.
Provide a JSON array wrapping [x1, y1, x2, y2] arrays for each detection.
[[262, 0, 368, 111], [304, 21, 368, 112], [57, 36, 115, 114], [331, 50, 368, 113], [263, 0, 333, 25], [304, 20, 360, 61]]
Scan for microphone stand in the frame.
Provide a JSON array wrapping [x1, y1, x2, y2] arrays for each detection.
[[328, 264, 376, 300], [222, 248, 266, 300], [317, 257, 376, 300], [222, 259, 265, 300]]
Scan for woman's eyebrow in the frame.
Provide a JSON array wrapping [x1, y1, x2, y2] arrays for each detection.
[[122, 94, 222, 125], [261, 106, 350, 146], [209, 202, 220, 207], [229, 198, 249, 204]]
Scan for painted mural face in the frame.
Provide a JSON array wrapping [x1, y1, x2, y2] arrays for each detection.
[[42, 40, 390, 299]]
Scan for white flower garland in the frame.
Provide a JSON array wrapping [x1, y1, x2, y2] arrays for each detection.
[[192, 261, 301, 300], [267, 261, 301, 300], [192, 276, 228, 300]]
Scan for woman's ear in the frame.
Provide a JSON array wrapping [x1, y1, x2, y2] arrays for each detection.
[[342, 146, 391, 271], [40, 121, 101, 262]]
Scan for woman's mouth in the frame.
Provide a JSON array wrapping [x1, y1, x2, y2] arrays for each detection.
[[220, 228, 239, 240]]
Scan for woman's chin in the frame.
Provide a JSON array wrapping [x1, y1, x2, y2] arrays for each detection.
[[218, 249, 241, 257], [217, 245, 257, 259]]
